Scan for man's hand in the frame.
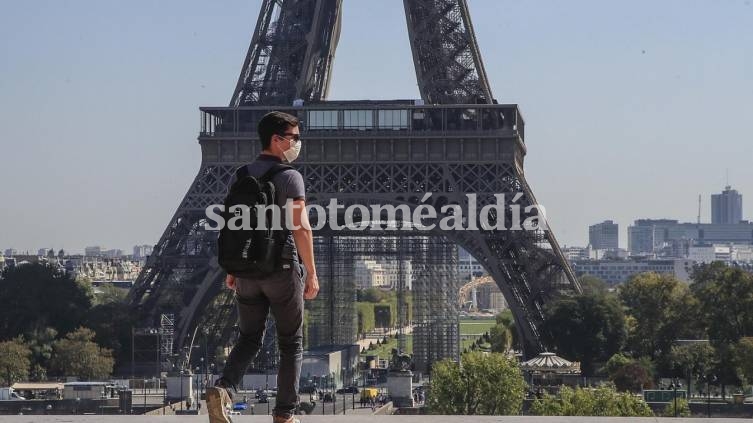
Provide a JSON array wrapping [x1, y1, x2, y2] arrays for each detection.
[[304, 272, 319, 300], [225, 274, 236, 291]]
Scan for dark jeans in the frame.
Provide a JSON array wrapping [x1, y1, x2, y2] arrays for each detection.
[[220, 262, 304, 418]]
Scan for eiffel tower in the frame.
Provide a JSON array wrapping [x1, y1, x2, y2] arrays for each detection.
[[127, 0, 581, 375]]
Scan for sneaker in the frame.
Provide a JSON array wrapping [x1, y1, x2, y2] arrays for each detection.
[[206, 386, 233, 423]]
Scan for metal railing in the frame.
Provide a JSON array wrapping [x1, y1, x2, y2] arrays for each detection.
[[199, 102, 524, 142]]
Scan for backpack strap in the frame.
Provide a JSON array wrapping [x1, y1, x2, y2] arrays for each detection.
[[235, 165, 250, 179], [260, 163, 294, 183], [234, 163, 293, 183]]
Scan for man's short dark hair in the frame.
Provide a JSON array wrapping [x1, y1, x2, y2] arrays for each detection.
[[258, 111, 299, 150]]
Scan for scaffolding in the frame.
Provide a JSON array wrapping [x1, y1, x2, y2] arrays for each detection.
[[159, 313, 175, 372], [296, 233, 459, 374]]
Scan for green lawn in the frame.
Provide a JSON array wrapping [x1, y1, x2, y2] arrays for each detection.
[[359, 319, 496, 360], [459, 319, 496, 335], [361, 334, 413, 358]]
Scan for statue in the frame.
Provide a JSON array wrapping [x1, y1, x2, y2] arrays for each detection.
[[389, 348, 412, 372]]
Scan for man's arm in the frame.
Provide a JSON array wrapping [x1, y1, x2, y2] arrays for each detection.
[[291, 199, 319, 300]]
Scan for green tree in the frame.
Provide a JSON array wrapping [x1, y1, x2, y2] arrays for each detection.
[[359, 288, 389, 303], [24, 327, 58, 381], [83, 302, 135, 367], [51, 327, 114, 380], [541, 293, 627, 375], [618, 272, 701, 360], [530, 385, 653, 417], [612, 361, 654, 393], [691, 264, 753, 388], [0, 263, 93, 340], [734, 337, 753, 385], [604, 353, 655, 393], [93, 283, 127, 305], [667, 343, 715, 392], [604, 353, 632, 376], [692, 264, 753, 345], [427, 351, 525, 415], [0, 337, 31, 386], [489, 310, 517, 353], [356, 303, 375, 334], [662, 398, 691, 417], [579, 275, 610, 297]]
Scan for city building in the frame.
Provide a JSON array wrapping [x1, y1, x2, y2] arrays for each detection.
[[64, 256, 143, 281], [102, 249, 124, 258], [589, 220, 619, 250], [712, 185, 743, 224], [458, 248, 486, 281], [84, 246, 103, 257], [3, 248, 18, 257], [688, 244, 753, 264], [354, 259, 385, 289], [300, 344, 361, 389], [562, 246, 591, 261], [475, 283, 507, 312], [132, 245, 154, 260], [572, 258, 694, 285], [353, 258, 412, 290], [628, 219, 753, 256]]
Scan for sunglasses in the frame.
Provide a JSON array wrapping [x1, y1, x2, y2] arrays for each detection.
[[278, 132, 301, 142]]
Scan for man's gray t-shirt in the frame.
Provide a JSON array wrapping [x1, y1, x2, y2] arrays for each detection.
[[232, 154, 306, 260]]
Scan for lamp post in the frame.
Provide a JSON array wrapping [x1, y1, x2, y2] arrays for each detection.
[[342, 366, 347, 415], [331, 371, 336, 415], [202, 328, 209, 401], [200, 358, 205, 404], [321, 375, 326, 415], [196, 367, 201, 414], [265, 350, 270, 416], [669, 379, 677, 417], [705, 375, 711, 418], [700, 373, 715, 418], [180, 369, 184, 411], [143, 379, 148, 414]]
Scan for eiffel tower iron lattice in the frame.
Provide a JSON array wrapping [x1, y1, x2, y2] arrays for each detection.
[[127, 0, 581, 375]]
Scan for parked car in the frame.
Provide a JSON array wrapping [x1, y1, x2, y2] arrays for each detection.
[[299, 385, 317, 394], [336, 386, 359, 394]]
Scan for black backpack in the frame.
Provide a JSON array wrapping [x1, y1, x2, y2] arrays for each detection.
[[217, 163, 293, 277]]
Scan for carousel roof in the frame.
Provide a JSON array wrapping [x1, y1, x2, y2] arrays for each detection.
[[520, 352, 581, 374]]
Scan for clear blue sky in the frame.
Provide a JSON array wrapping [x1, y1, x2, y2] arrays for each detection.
[[1, 0, 751, 254]]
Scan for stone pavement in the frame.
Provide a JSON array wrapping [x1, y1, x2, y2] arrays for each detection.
[[0, 417, 750, 422]]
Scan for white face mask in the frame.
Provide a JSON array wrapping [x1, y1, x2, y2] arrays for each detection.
[[282, 139, 301, 163]]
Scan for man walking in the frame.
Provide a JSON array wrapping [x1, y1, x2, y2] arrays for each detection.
[[207, 111, 319, 423]]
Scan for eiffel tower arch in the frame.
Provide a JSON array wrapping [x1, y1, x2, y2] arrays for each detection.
[[127, 0, 581, 375]]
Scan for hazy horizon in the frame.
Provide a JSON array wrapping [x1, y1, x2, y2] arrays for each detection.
[[1, 0, 751, 255]]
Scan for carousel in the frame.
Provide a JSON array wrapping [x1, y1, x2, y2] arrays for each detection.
[[520, 352, 581, 390]]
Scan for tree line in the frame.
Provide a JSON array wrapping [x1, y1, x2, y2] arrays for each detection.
[[0, 262, 135, 385], [428, 263, 753, 416], [539, 263, 753, 394]]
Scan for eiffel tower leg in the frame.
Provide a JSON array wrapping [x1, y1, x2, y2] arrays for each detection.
[[127, 164, 239, 366]]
